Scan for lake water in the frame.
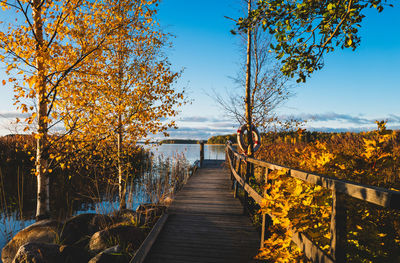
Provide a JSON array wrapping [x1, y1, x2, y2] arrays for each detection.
[[145, 143, 226, 163], [0, 144, 226, 255]]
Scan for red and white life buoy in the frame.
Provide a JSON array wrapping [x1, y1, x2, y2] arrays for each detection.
[[236, 124, 261, 153]]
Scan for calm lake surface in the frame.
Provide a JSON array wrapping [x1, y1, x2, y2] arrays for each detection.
[[145, 143, 226, 163], [0, 144, 225, 254]]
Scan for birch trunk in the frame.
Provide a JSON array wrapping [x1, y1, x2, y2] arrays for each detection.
[[118, 115, 126, 209], [33, 0, 50, 219]]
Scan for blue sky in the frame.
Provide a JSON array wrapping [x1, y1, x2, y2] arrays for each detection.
[[155, 0, 400, 139], [1, 0, 400, 139]]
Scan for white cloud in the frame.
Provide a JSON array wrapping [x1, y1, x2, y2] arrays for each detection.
[[279, 112, 400, 132], [0, 112, 29, 119], [2, 111, 400, 139]]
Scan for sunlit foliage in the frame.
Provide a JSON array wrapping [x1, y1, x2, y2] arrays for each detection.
[[0, 0, 184, 217], [255, 122, 400, 262]]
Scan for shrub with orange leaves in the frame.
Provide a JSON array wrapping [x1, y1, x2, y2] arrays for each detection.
[[255, 122, 400, 262]]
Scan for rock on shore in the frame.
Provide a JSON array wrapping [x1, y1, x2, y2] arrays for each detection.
[[1, 205, 166, 263]]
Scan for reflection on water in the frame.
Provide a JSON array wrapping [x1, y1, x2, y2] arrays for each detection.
[[0, 144, 226, 253]]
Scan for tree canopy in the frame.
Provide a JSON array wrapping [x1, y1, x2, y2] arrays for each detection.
[[241, 0, 394, 82], [0, 0, 184, 218]]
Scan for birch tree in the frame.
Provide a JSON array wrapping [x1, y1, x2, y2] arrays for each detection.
[[60, 0, 184, 209], [0, 0, 128, 219]]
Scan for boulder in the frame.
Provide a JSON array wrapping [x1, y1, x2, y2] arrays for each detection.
[[12, 242, 61, 263], [88, 245, 129, 263], [59, 245, 91, 263], [90, 214, 114, 232], [2, 220, 61, 263], [89, 225, 145, 253], [60, 213, 113, 246]]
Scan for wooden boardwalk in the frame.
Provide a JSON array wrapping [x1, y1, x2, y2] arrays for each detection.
[[144, 160, 260, 263]]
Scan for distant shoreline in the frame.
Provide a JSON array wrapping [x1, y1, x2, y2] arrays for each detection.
[[159, 139, 201, 144], [138, 142, 233, 145], [159, 142, 227, 145]]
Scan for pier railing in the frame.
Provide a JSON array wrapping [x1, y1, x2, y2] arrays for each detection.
[[225, 141, 400, 262]]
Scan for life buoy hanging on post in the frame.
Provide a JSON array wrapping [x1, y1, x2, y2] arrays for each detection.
[[237, 124, 261, 153]]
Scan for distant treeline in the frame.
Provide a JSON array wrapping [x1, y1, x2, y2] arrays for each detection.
[[206, 131, 340, 145], [207, 130, 399, 145], [262, 130, 351, 144], [160, 139, 201, 144], [207, 134, 237, 144], [159, 131, 344, 145]]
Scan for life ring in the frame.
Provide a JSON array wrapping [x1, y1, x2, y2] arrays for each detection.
[[237, 124, 261, 153]]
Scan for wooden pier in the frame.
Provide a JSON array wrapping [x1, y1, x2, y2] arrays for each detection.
[[143, 160, 260, 263], [132, 142, 400, 263]]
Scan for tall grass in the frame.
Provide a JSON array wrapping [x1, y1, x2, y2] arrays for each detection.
[[0, 133, 197, 254], [0, 167, 34, 247], [135, 152, 191, 205]]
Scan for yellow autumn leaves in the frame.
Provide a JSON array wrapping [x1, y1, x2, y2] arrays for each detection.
[[1, 0, 185, 216], [256, 121, 400, 261], [1, 0, 184, 168], [257, 168, 331, 262]]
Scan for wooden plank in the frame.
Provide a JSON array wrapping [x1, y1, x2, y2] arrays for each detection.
[[146, 252, 258, 263], [148, 247, 257, 259], [130, 214, 169, 263], [152, 237, 259, 248], [159, 228, 259, 237], [144, 160, 260, 263]]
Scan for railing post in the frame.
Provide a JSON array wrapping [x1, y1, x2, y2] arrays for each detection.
[[243, 158, 252, 215], [330, 189, 347, 262], [260, 167, 268, 248], [200, 141, 204, 168], [234, 159, 241, 199], [231, 154, 237, 189]]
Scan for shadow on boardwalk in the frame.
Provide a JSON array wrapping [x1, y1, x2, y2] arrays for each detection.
[[144, 160, 260, 263]]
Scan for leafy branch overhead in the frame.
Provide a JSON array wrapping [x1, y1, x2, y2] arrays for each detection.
[[240, 0, 394, 82]]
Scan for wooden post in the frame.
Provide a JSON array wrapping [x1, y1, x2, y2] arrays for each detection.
[[260, 168, 268, 248], [200, 141, 204, 168], [330, 190, 347, 262], [234, 181, 238, 199], [225, 148, 232, 186], [234, 159, 241, 198], [231, 154, 237, 189], [243, 160, 251, 215]]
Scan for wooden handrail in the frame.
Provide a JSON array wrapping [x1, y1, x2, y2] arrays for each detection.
[[225, 144, 334, 262], [225, 141, 400, 263], [226, 143, 400, 209], [226, 151, 263, 204]]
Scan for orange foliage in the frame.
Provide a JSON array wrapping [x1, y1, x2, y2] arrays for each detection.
[[255, 122, 400, 262]]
